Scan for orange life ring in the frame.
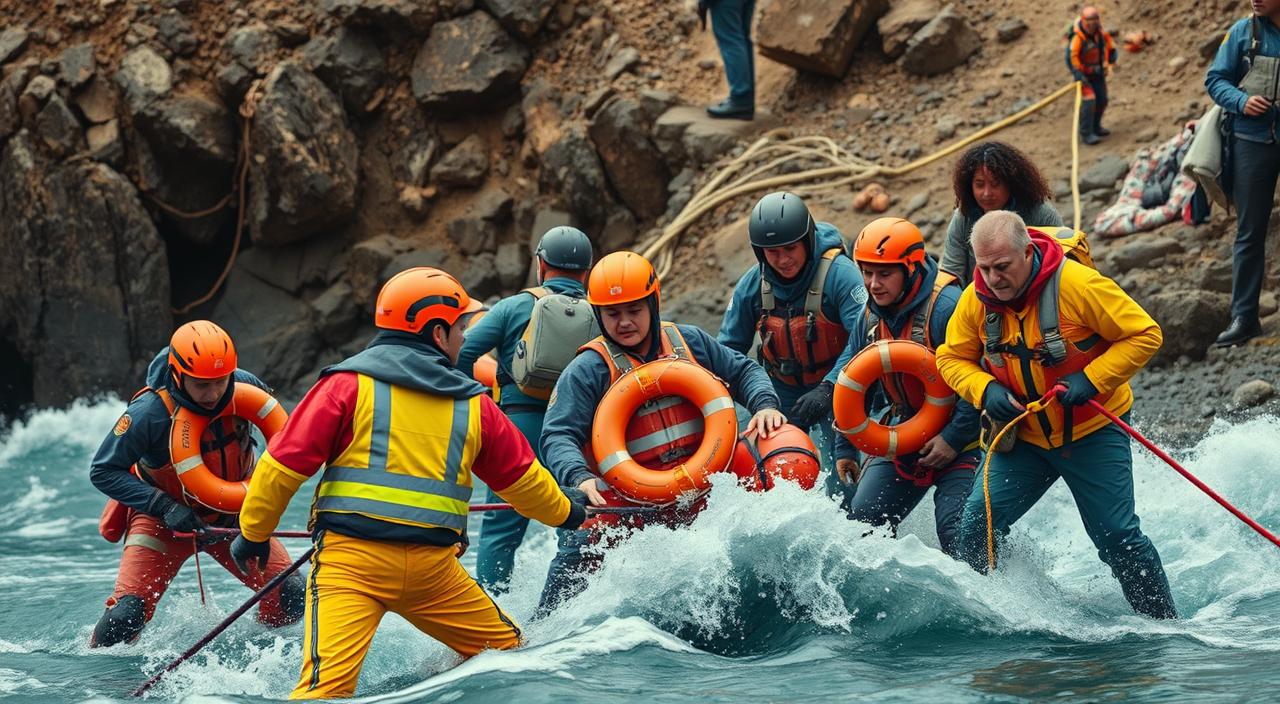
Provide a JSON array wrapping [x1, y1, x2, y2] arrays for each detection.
[[728, 423, 821, 492], [833, 340, 955, 457], [592, 358, 737, 505], [169, 382, 289, 513]]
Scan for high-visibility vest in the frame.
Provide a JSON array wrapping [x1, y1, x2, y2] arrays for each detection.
[[314, 373, 480, 533]]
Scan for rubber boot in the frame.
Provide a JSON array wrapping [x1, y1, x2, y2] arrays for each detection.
[[90, 595, 147, 647], [1110, 552, 1178, 619], [1079, 100, 1101, 145], [1093, 103, 1110, 137]]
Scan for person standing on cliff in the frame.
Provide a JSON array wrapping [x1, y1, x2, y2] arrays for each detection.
[[1068, 6, 1117, 144], [699, 0, 756, 120]]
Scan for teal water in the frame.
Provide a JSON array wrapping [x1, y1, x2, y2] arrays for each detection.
[[1, 399, 1278, 702]]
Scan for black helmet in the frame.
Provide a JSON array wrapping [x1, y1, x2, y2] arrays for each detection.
[[535, 226, 594, 270], [748, 191, 814, 250]]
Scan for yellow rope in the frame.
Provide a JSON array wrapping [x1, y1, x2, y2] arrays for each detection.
[[1071, 80, 1083, 230], [980, 393, 1060, 571], [639, 82, 1080, 279]]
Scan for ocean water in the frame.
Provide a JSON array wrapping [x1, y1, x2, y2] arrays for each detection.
[[1, 399, 1278, 703]]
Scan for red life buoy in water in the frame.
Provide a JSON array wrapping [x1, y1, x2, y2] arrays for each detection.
[[169, 383, 289, 513], [833, 340, 955, 457], [592, 358, 738, 505], [728, 424, 821, 491]]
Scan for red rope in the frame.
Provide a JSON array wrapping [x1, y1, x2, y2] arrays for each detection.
[[1087, 399, 1280, 550]]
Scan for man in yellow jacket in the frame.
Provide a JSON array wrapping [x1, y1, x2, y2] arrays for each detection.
[[936, 211, 1176, 619], [229, 267, 587, 699]]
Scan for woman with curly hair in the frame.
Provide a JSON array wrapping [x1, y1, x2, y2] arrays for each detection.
[[940, 141, 1064, 285]]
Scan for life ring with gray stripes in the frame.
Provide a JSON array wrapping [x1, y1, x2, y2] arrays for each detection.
[[833, 340, 955, 457], [591, 359, 737, 505], [168, 382, 288, 513]]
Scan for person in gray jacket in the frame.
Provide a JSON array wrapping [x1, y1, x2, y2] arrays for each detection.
[[940, 141, 1064, 286]]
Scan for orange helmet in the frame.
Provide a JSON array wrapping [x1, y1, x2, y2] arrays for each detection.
[[586, 251, 660, 306], [853, 217, 927, 274], [375, 267, 482, 334], [169, 321, 237, 383]]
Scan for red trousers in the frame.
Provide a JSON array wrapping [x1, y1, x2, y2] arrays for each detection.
[[104, 511, 299, 626]]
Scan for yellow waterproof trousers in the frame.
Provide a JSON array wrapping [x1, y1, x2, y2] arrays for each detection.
[[291, 531, 522, 700]]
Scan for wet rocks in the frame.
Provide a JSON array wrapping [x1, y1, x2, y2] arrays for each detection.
[[757, 0, 889, 78], [588, 97, 669, 220], [1143, 290, 1231, 363], [902, 4, 981, 76], [248, 62, 360, 246], [1105, 236, 1185, 272], [211, 267, 320, 389], [411, 11, 529, 110], [1231, 379, 1275, 410]]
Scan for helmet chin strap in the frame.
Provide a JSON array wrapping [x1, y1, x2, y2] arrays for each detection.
[[169, 368, 235, 418]]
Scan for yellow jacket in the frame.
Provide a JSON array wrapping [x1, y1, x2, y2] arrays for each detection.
[[937, 259, 1161, 449]]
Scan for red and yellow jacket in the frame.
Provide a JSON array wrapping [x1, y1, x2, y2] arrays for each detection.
[[1070, 20, 1117, 77], [239, 367, 570, 544], [937, 238, 1161, 449]]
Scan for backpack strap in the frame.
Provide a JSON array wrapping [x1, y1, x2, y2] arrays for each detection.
[[523, 286, 549, 300], [1036, 266, 1068, 367], [911, 278, 950, 347], [659, 322, 693, 362], [803, 248, 841, 318], [759, 268, 775, 312]]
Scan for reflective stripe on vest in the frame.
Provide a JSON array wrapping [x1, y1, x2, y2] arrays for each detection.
[[315, 375, 477, 532]]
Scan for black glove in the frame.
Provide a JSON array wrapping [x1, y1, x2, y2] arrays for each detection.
[[981, 382, 1024, 423], [148, 492, 206, 535], [230, 534, 272, 574], [559, 498, 588, 531], [1055, 371, 1098, 407], [789, 381, 834, 429], [697, 0, 709, 31]]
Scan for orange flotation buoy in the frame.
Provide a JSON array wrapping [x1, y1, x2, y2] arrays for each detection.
[[728, 424, 820, 492], [833, 340, 955, 457], [169, 382, 289, 513], [592, 358, 738, 505], [473, 354, 498, 391]]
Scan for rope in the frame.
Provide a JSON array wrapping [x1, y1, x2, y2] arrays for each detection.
[[980, 390, 1060, 572], [170, 79, 264, 315], [1071, 80, 1083, 230], [639, 82, 1080, 279], [192, 535, 207, 606]]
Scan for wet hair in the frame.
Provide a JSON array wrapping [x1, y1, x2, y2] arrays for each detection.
[[952, 141, 1052, 215]]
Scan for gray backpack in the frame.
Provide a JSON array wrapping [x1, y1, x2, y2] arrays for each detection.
[[511, 287, 599, 400]]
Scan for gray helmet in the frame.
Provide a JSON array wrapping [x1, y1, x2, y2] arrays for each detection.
[[535, 226, 594, 270], [748, 191, 815, 250]]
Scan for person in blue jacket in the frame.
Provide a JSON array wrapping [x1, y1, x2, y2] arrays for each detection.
[[719, 192, 866, 506], [537, 251, 783, 613], [833, 219, 980, 557], [1205, 2, 1280, 347], [88, 321, 303, 647], [456, 226, 594, 592]]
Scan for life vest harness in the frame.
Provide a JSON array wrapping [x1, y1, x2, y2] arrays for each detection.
[[757, 248, 850, 387]]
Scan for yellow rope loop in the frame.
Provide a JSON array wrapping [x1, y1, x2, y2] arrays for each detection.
[[981, 392, 1061, 571]]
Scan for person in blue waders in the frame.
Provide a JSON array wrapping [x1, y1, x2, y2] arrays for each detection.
[[455, 227, 593, 592], [719, 192, 867, 508]]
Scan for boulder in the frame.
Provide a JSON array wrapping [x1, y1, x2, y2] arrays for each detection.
[[431, 134, 488, 188], [322, 0, 440, 35], [588, 97, 669, 220], [380, 246, 455, 283], [58, 42, 96, 89], [34, 95, 85, 158], [637, 88, 678, 123], [495, 241, 527, 290], [996, 17, 1028, 43], [598, 209, 638, 253], [756, 0, 888, 78], [457, 252, 501, 300], [0, 27, 29, 66], [303, 26, 387, 116], [1142, 290, 1231, 363], [1080, 154, 1129, 193], [156, 9, 199, 57], [347, 234, 415, 305], [236, 232, 348, 294], [114, 46, 172, 114], [411, 11, 529, 110], [654, 105, 779, 167], [248, 62, 360, 247], [217, 23, 279, 103], [310, 281, 361, 346], [901, 4, 981, 76], [480, 0, 556, 40], [878, 0, 939, 59], [211, 267, 321, 389], [1231, 379, 1276, 410], [72, 76, 118, 124], [0, 131, 171, 407], [447, 217, 498, 255], [1104, 236, 1185, 273], [538, 125, 613, 230], [521, 78, 566, 157], [1189, 257, 1233, 293]]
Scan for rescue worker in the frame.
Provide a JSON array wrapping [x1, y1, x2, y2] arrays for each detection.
[[833, 218, 981, 557], [538, 251, 784, 613], [230, 268, 587, 699], [936, 211, 1177, 619], [1205, 0, 1280, 347], [88, 321, 304, 647], [719, 191, 866, 506], [1068, 6, 1118, 144], [456, 226, 594, 592]]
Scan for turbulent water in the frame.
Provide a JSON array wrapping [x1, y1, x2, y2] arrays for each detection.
[[1, 399, 1279, 703]]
